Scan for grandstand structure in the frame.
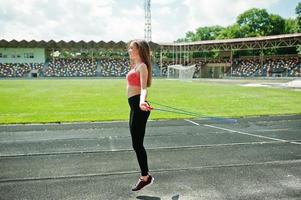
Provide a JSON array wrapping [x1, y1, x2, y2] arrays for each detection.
[[0, 40, 159, 78], [0, 33, 301, 78], [158, 33, 301, 78]]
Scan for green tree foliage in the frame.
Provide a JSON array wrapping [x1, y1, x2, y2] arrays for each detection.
[[268, 14, 285, 35], [237, 8, 273, 36], [296, 1, 301, 31], [284, 18, 299, 33], [180, 26, 224, 42], [217, 24, 243, 39], [180, 6, 298, 42], [193, 26, 224, 41], [298, 45, 301, 54]]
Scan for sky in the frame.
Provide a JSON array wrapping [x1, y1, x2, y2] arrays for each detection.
[[0, 0, 299, 43]]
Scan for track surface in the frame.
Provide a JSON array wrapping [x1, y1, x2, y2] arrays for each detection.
[[0, 115, 301, 200]]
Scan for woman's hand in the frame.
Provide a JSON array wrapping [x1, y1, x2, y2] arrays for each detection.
[[139, 102, 152, 111]]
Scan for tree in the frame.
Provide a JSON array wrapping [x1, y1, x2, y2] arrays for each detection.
[[237, 8, 271, 37], [268, 14, 285, 35], [284, 18, 299, 33], [193, 26, 225, 41], [295, 1, 301, 31], [178, 6, 298, 42], [217, 24, 243, 39], [180, 26, 225, 42], [184, 31, 195, 42], [298, 45, 301, 54], [176, 31, 193, 42]]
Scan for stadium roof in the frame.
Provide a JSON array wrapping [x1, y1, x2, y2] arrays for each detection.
[[159, 33, 301, 52], [0, 40, 159, 50], [159, 33, 301, 46], [0, 33, 300, 52]]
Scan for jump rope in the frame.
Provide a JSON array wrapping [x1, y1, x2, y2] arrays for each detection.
[[144, 101, 237, 124]]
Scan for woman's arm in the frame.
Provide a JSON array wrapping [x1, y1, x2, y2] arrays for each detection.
[[138, 64, 151, 111]]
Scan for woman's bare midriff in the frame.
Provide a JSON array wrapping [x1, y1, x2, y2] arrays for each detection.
[[127, 85, 141, 98]]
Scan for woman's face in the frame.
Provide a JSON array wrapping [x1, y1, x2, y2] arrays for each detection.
[[128, 42, 139, 60]]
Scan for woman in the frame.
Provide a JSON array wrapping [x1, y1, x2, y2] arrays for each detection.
[[126, 39, 154, 191]]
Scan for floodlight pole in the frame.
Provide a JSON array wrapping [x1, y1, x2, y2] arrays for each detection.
[[144, 0, 152, 42]]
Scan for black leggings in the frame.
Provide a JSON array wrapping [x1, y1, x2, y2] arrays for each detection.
[[128, 94, 151, 176]]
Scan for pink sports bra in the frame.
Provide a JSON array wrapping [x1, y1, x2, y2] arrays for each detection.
[[126, 67, 141, 87]]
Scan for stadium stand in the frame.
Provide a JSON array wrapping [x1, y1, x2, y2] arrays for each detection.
[[44, 58, 97, 77], [231, 59, 261, 77], [230, 56, 301, 77], [0, 63, 43, 77], [1, 56, 300, 78], [98, 58, 129, 77], [1, 34, 301, 78]]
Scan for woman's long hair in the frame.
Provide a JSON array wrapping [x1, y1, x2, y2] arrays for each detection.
[[128, 39, 152, 87]]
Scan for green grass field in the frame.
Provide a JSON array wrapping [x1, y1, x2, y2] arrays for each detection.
[[0, 79, 301, 124]]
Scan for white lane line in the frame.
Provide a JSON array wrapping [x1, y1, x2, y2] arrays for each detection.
[[290, 141, 301, 145], [2, 159, 301, 183], [183, 119, 301, 145], [0, 141, 285, 158], [203, 124, 301, 145], [184, 119, 200, 126]]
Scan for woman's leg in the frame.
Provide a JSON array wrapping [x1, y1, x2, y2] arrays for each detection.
[[129, 109, 150, 176]]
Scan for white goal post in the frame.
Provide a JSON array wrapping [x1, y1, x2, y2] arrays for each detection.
[[167, 64, 196, 79]]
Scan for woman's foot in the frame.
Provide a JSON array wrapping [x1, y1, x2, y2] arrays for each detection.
[[132, 175, 154, 191]]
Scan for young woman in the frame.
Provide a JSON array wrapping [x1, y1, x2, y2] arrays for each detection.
[[126, 39, 154, 191]]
